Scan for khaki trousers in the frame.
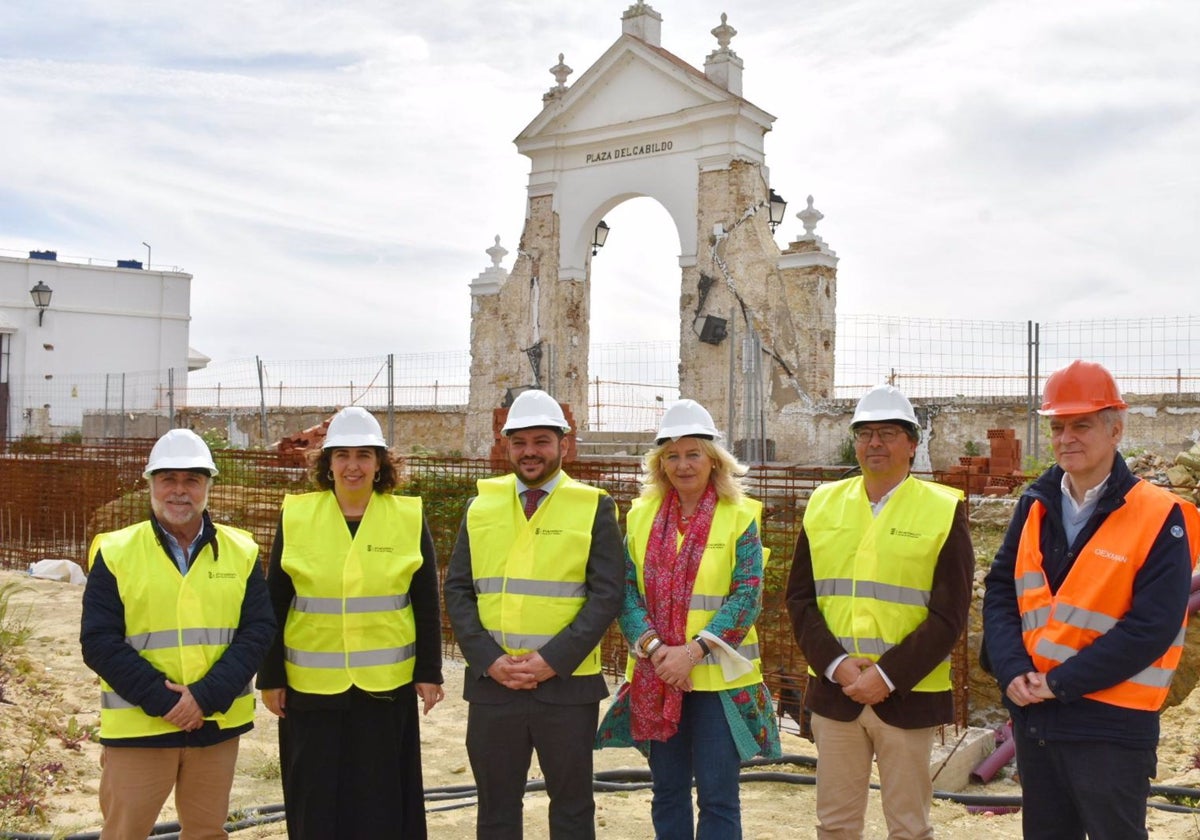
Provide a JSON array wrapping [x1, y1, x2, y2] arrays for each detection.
[[99, 738, 240, 840], [812, 706, 936, 840]]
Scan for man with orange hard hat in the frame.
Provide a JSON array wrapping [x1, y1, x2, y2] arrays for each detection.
[[983, 360, 1199, 840]]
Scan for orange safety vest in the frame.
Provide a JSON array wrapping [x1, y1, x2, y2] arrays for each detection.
[[1015, 480, 1199, 711]]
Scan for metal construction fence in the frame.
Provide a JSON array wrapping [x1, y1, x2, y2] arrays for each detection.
[[0, 443, 975, 728], [9, 315, 1196, 437]]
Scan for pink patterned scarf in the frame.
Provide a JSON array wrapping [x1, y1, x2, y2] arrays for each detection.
[[630, 482, 718, 743]]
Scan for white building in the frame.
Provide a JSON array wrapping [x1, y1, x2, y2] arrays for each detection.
[[0, 249, 201, 440]]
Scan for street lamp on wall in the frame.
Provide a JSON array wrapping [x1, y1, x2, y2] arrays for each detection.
[[142, 241, 151, 269], [767, 189, 788, 232], [29, 281, 53, 326], [591, 220, 610, 256]]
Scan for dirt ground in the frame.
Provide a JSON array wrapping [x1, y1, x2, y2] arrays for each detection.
[[2, 569, 1200, 839]]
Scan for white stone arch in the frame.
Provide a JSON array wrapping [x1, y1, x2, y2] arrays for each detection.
[[466, 4, 838, 460]]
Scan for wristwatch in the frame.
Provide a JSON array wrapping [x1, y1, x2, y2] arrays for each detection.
[[692, 635, 712, 658]]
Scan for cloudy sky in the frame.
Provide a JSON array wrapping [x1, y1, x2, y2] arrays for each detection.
[[1, 0, 1196, 365]]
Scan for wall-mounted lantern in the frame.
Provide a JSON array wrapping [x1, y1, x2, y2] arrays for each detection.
[[591, 220, 610, 256], [768, 188, 788, 232], [29, 281, 53, 326]]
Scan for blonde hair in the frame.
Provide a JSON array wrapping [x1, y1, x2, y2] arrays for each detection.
[[640, 437, 748, 505]]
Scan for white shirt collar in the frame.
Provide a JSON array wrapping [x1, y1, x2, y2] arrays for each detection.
[[516, 470, 562, 497], [1060, 471, 1111, 515]]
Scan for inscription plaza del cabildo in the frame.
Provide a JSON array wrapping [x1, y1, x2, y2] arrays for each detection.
[[585, 139, 674, 164]]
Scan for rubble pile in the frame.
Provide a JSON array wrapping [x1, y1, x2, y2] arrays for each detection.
[[1126, 441, 1200, 505]]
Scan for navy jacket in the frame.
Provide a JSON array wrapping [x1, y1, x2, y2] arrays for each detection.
[[80, 511, 275, 748], [982, 453, 1192, 748]]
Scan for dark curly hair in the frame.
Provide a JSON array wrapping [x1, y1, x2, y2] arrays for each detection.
[[307, 446, 399, 493]]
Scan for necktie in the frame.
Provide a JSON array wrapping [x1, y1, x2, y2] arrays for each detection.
[[523, 488, 545, 519]]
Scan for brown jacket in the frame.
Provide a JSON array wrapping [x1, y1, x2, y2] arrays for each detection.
[[785, 498, 973, 729]]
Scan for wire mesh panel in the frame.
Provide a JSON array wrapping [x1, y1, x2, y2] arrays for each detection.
[[3, 448, 980, 726]]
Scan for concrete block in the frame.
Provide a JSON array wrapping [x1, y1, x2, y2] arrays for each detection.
[[929, 726, 996, 792]]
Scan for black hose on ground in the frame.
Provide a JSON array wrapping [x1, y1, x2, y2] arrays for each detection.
[[5, 755, 1199, 838]]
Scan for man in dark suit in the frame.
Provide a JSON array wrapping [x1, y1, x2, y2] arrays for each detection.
[[785, 384, 973, 839], [444, 389, 624, 839]]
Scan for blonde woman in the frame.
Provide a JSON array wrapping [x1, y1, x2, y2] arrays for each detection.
[[597, 399, 780, 839]]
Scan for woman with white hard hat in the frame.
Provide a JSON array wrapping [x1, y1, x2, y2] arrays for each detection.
[[596, 399, 781, 837], [256, 406, 444, 839]]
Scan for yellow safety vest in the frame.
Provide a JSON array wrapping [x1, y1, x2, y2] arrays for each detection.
[[281, 491, 423, 693], [89, 521, 259, 739], [624, 496, 767, 691], [467, 473, 604, 676], [803, 475, 962, 692]]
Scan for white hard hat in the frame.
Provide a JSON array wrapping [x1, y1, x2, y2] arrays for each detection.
[[851, 384, 919, 429], [323, 406, 386, 449], [656, 399, 721, 444], [143, 429, 218, 478], [501, 389, 571, 435]]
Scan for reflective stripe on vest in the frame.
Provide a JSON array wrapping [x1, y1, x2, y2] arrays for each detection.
[[803, 475, 962, 693], [624, 495, 766, 692], [467, 473, 604, 676], [1016, 481, 1199, 711], [281, 491, 423, 694], [88, 521, 259, 739]]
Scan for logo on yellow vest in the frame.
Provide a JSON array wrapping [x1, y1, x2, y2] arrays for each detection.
[[535, 528, 564, 536], [208, 570, 239, 580], [366, 544, 394, 553], [890, 528, 922, 539]]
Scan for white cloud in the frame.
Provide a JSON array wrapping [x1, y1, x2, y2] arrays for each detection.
[[0, 0, 1196, 363]]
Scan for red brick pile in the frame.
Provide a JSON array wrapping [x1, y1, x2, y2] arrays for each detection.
[[276, 417, 332, 467], [942, 428, 1026, 496]]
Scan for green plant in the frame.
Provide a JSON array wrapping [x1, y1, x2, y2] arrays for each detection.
[[964, 440, 981, 457], [0, 582, 32, 660], [836, 436, 857, 466], [247, 755, 281, 780], [60, 428, 83, 445], [54, 716, 97, 751]]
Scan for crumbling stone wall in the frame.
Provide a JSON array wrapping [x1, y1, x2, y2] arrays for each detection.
[[466, 195, 591, 455]]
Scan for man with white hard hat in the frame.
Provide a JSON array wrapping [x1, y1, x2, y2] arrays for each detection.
[[444, 389, 624, 839], [786, 384, 973, 839], [984, 360, 1199, 840], [81, 428, 275, 839]]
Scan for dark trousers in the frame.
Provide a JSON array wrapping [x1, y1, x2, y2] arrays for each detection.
[[1013, 728, 1156, 840], [279, 684, 426, 839], [466, 693, 600, 840]]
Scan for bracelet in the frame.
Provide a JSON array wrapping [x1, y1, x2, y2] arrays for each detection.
[[683, 642, 698, 664], [692, 636, 711, 658], [644, 637, 664, 657]]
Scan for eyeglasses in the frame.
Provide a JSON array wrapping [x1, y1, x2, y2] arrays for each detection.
[[853, 426, 904, 444]]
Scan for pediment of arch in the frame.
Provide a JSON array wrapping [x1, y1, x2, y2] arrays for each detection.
[[516, 35, 772, 148]]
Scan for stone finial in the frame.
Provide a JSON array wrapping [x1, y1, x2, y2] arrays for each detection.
[[621, 1, 663, 46], [711, 12, 737, 51], [544, 53, 573, 102], [550, 53, 572, 88], [471, 236, 509, 296], [487, 235, 508, 268], [704, 12, 742, 95], [798, 195, 824, 237], [781, 195, 838, 265]]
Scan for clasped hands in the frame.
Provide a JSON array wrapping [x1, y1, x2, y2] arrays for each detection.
[[1006, 671, 1055, 707], [650, 644, 695, 692], [163, 680, 205, 731], [834, 656, 891, 705], [487, 652, 558, 690]]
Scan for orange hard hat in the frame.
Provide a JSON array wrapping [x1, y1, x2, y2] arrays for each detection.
[[1037, 360, 1128, 416]]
